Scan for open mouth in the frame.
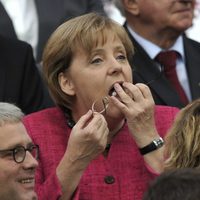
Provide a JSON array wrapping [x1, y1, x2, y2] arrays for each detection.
[[108, 82, 124, 96], [91, 82, 125, 114]]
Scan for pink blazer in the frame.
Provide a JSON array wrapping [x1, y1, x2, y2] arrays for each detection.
[[24, 106, 179, 200]]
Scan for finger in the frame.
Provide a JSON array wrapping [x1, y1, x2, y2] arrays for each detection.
[[75, 110, 93, 129], [122, 82, 144, 102], [85, 113, 107, 132], [113, 83, 131, 104], [135, 83, 154, 101]]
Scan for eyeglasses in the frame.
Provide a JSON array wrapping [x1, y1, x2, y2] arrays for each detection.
[[0, 144, 39, 163]]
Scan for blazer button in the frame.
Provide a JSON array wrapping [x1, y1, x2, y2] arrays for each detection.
[[104, 175, 115, 184]]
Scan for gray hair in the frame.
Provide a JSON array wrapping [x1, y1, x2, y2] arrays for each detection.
[[0, 103, 24, 126]]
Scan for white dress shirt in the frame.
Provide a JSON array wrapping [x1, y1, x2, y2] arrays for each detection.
[[0, 0, 39, 58]]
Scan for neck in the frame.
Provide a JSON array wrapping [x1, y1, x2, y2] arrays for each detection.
[[128, 21, 180, 49], [107, 118, 125, 143], [65, 108, 125, 143]]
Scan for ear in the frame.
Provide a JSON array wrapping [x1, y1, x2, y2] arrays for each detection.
[[122, 0, 140, 15], [58, 72, 75, 96]]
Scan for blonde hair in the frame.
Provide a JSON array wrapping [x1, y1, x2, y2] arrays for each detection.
[[164, 99, 200, 170], [42, 12, 134, 110]]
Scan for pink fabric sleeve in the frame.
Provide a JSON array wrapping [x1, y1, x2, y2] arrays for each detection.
[[144, 163, 160, 176], [35, 167, 82, 200], [143, 106, 179, 177], [36, 171, 81, 200]]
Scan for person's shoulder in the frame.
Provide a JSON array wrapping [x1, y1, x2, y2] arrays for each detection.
[[24, 107, 63, 122], [23, 107, 67, 132], [0, 35, 32, 53], [154, 105, 179, 137], [155, 105, 179, 117], [155, 105, 179, 120], [184, 35, 200, 49]]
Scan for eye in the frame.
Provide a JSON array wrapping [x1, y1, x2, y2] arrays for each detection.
[[116, 54, 127, 61], [14, 146, 23, 153], [91, 57, 103, 65], [2, 151, 13, 159]]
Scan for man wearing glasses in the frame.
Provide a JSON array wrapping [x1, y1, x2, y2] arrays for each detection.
[[0, 103, 39, 200]]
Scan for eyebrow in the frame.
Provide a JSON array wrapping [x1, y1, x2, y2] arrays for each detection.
[[1, 142, 34, 150], [91, 45, 126, 55]]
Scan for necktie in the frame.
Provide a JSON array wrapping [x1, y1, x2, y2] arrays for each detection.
[[155, 51, 189, 105]]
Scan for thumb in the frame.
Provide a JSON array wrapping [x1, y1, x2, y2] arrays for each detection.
[[75, 110, 93, 129]]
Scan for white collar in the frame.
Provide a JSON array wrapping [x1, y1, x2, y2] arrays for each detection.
[[127, 24, 185, 60]]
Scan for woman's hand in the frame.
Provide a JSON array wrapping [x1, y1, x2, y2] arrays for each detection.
[[57, 110, 109, 199], [110, 82, 159, 147], [66, 110, 109, 168]]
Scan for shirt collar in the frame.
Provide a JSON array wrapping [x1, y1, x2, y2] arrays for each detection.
[[127, 24, 185, 60]]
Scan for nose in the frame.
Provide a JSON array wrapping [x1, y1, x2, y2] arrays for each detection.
[[107, 59, 123, 76], [23, 151, 39, 169]]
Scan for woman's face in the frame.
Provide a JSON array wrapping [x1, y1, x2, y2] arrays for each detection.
[[61, 34, 132, 119]]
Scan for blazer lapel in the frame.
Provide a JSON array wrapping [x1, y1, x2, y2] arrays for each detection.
[[124, 24, 184, 107], [183, 37, 200, 100]]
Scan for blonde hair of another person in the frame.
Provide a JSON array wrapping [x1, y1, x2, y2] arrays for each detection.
[[164, 99, 200, 170]]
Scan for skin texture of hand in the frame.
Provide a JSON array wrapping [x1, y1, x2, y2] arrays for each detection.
[[66, 110, 109, 166], [56, 110, 109, 200], [110, 82, 164, 173], [110, 82, 158, 147]]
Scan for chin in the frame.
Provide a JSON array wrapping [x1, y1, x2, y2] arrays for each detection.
[[20, 192, 38, 200], [106, 106, 124, 120], [174, 22, 192, 33]]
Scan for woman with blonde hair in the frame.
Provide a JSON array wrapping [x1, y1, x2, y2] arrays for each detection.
[[24, 13, 178, 200], [165, 99, 200, 170]]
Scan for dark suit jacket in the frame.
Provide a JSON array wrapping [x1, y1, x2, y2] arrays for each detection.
[[124, 25, 200, 108], [0, 0, 105, 62], [0, 35, 52, 114]]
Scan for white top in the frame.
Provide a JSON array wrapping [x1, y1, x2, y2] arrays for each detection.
[[127, 25, 192, 101], [0, 0, 39, 58], [187, 0, 200, 43]]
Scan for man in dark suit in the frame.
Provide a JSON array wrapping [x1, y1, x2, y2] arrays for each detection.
[[0, 0, 106, 62], [0, 35, 53, 114], [115, 0, 200, 108]]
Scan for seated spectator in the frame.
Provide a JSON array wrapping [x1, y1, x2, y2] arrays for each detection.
[[0, 0, 106, 62], [143, 168, 200, 200], [114, 0, 200, 108], [0, 35, 54, 114], [164, 98, 200, 170], [0, 102, 39, 200], [23, 13, 178, 200]]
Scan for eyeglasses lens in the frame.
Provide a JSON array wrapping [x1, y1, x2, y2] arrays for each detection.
[[14, 145, 38, 163], [14, 146, 26, 163]]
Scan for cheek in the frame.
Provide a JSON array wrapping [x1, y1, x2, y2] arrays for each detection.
[[75, 87, 96, 108], [0, 169, 15, 193], [124, 66, 133, 82], [0, 161, 19, 180]]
